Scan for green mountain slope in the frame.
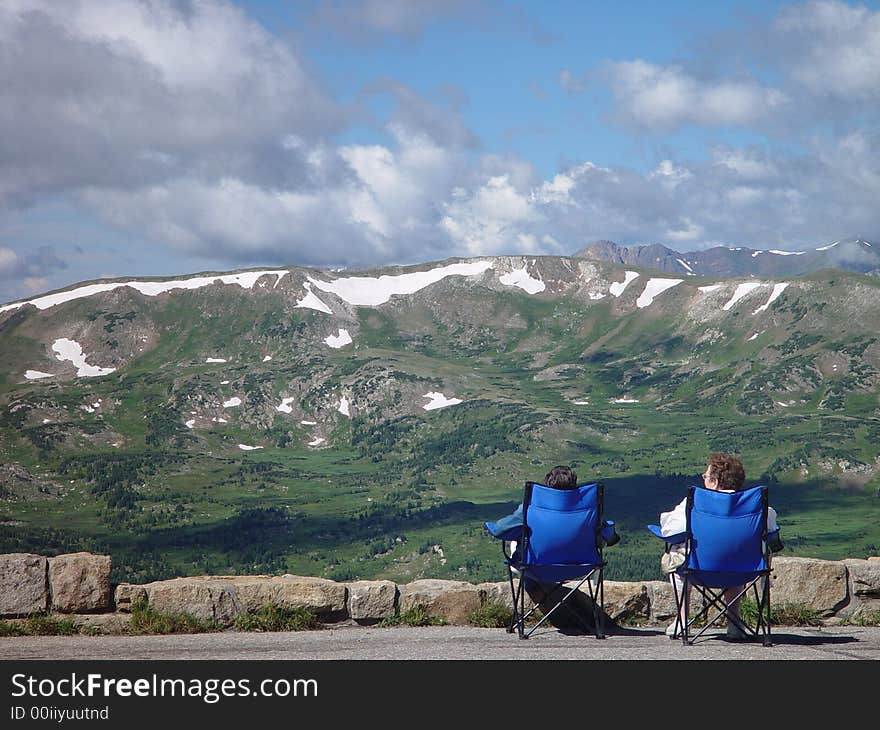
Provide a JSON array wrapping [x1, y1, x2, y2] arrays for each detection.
[[1, 256, 878, 584]]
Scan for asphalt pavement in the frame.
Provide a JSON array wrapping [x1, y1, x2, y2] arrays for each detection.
[[2, 624, 879, 660]]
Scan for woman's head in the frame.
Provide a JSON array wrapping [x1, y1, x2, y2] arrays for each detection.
[[545, 465, 578, 490], [703, 452, 745, 492]]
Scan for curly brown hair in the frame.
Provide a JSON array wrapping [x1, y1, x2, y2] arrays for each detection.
[[706, 452, 746, 491], [545, 465, 578, 490]]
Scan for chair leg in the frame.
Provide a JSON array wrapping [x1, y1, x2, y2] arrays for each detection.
[[506, 569, 518, 634], [669, 573, 686, 644]]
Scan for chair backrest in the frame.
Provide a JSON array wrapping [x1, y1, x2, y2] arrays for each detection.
[[685, 485, 769, 578], [522, 481, 602, 568]]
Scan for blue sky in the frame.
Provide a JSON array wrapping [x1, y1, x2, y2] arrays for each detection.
[[1, 0, 879, 302]]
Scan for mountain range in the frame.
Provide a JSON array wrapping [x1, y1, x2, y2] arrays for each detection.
[[574, 237, 880, 278], [1, 251, 879, 585]]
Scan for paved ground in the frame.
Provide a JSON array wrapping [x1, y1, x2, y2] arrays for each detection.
[[2, 624, 879, 660]]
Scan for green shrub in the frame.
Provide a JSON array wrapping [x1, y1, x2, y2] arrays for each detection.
[[0, 614, 96, 636], [233, 603, 319, 632], [739, 599, 822, 627], [378, 606, 446, 627], [127, 600, 220, 635], [844, 610, 880, 627], [24, 614, 80, 636], [467, 601, 512, 628], [0, 621, 27, 636]]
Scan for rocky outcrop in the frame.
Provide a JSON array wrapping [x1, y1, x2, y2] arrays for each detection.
[[399, 579, 483, 625], [346, 580, 397, 623], [234, 575, 347, 619], [114, 583, 148, 612], [476, 580, 535, 611], [839, 559, 880, 620], [143, 578, 244, 625], [770, 557, 849, 616], [598, 580, 651, 622], [48, 552, 111, 613], [0, 553, 47, 616]]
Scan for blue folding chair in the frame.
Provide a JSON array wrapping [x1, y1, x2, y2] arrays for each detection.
[[486, 481, 609, 639], [648, 485, 778, 646]]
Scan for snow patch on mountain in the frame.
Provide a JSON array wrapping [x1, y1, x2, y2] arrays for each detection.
[[722, 283, 764, 311], [295, 282, 332, 314], [636, 278, 683, 308], [609, 271, 639, 297], [24, 370, 54, 380], [753, 283, 789, 314], [499, 267, 545, 294], [307, 260, 494, 307], [1, 270, 289, 314], [52, 338, 116, 377], [324, 329, 353, 348], [422, 392, 462, 410]]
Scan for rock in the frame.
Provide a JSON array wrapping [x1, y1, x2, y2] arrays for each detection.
[[144, 578, 243, 625], [770, 557, 848, 616], [399, 579, 483, 625], [0, 553, 48, 617], [597, 580, 650, 622], [68, 613, 132, 634], [48, 552, 111, 613], [646, 580, 678, 621], [346, 580, 397, 623], [843, 559, 880, 597], [837, 559, 880, 620], [234, 575, 347, 619], [475, 581, 535, 611], [114, 583, 148, 612]]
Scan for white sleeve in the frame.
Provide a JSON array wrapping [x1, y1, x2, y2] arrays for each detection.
[[660, 497, 688, 536], [767, 506, 778, 532]]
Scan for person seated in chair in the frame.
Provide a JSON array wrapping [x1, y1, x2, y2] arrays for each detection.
[[659, 452, 781, 640], [493, 465, 618, 632]]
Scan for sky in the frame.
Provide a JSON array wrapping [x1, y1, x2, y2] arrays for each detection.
[[1, 0, 880, 303]]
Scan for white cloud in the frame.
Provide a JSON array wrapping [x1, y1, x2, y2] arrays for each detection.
[[0, 0, 340, 207], [776, 1, 880, 100], [607, 60, 787, 129], [441, 175, 544, 256]]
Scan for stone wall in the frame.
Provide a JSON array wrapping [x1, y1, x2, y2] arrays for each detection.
[[1, 553, 879, 626]]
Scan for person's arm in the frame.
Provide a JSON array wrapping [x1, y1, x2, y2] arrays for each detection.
[[659, 497, 688, 537], [766, 506, 783, 552]]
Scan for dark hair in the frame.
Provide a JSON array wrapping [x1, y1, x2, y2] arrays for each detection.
[[545, 465, 578, 490], [707, 452, 745, 491]]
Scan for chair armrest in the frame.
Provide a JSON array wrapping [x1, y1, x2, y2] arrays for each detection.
[[485, 521, 525, 541], [600, 520, 620, 547], [767, 528, 784, 553], [647, 524, 687, 544]]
